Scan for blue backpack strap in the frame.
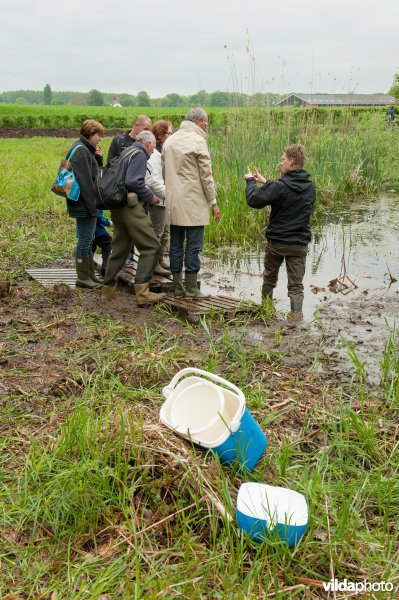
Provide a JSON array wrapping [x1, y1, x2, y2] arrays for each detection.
[[67, 144, 83, 161]]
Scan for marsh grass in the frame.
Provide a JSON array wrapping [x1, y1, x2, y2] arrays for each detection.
[[208, 109, 399, 244], [1, 300, 399, 597], [1, 108, 399, 271]]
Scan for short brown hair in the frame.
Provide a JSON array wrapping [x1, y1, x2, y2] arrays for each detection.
[[152, 120, 172, 144], [284, 144, 306, 169], [134, 114, 152, 128], [80, 119, 104, 138]]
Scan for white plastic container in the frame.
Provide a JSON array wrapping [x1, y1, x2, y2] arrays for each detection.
[[160, 368, 267, 471], [169, 380, 224, 436], [236, 482, 308, 546]]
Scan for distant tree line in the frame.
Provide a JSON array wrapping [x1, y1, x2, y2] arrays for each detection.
[[0, 85, 283, 107]]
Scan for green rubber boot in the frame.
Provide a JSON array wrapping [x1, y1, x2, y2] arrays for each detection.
[[89, 254, 103, 284], [290, 300, 303, 312], [75, 257, 101, 289], [184, 273, 210, 298], [172, 273, 186, 297]]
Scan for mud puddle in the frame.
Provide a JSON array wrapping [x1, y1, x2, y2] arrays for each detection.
[[199, 193, 399, 383]]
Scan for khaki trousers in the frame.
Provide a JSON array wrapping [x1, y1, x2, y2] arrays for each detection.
[[263, 240, 308, 302], [104, 201, 160, 285]]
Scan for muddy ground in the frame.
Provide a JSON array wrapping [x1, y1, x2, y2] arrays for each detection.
[[1, 270, 397, 408], [0, 127, 123, 138]]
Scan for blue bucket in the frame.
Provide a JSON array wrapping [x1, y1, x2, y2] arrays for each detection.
[[160, 368, 267, 472], [236, 482, 308, 546]]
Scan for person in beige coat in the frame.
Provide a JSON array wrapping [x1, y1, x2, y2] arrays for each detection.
[[162, 108, 221, 297]]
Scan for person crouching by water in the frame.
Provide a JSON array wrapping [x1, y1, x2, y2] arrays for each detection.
[[244, 144, 315, 313], [101, 130, 165, 307], [67, 119, 105, 288]]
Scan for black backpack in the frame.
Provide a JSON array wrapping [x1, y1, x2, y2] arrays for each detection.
[[94, 146, 140, 210]]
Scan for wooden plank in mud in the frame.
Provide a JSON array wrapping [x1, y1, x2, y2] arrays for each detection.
[[162, 293, 260, 323], [26, 262, 172, 292], [26, 268, 77, 288]]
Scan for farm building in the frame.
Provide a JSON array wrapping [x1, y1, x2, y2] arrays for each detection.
[[275, 93, 396, 107]]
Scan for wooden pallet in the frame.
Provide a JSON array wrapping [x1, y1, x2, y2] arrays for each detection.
[[26, 265, 173, 292], [162, 293, 260, 323], [26, 268, 77, 288]]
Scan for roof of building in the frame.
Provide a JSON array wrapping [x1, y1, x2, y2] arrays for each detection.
[[276, 93, 396, 106]]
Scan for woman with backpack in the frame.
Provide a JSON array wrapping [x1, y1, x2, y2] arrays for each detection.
[[66, 119, 105, 288]]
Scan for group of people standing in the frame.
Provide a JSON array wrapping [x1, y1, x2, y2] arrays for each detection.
[[65, 108, 315, 314]]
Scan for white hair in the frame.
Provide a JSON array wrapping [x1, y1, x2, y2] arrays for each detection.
[[135, 130, 156, 145], [185, 107, 207, 122]]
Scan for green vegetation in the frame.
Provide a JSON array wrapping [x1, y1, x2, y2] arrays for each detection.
[[0, 89, 282, 107], [0, 291, 398, 597], [388, 73, 399, 101], [1, 107, 398, 273]]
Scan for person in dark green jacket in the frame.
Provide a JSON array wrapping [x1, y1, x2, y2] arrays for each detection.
[[244, 144, 315, 313], [67, 119, 105, 288]]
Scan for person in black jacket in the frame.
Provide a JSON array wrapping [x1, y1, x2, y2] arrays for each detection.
[[67, 119, 105, 288], [107, 115, 152, 165], [244, 144, 315, 313]]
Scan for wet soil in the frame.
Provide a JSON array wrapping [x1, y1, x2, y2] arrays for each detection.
[[2, 266, 396, 408]]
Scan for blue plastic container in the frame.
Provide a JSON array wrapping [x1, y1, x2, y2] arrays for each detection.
[[160, 368, 267, 472], [236, 482, 308, 546], [211, 407, 267, 471]]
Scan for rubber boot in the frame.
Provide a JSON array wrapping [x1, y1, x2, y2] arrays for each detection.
[[134, 283, 166, 307], [75, 257, 101, 289], [154, 262, 171, 276], [172, 273, 186, 297], [101, 283, 117, 300], [89, 254, 103, 284], [184, 273, 210, 298], [290, 300, 303, 312]]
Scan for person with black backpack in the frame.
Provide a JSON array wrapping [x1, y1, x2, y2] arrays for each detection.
[[101, 131, 165, 307]]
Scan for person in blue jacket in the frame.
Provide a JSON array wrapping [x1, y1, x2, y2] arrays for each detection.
[[92, 211, 112, 275]]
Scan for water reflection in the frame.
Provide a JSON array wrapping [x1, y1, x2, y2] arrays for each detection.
[[202, 194, 399, 319]]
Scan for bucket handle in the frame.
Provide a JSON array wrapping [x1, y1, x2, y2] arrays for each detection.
[[163, 367, 245, 403]]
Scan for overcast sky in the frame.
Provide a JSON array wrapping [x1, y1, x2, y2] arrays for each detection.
[[1, 0, 397, 97]]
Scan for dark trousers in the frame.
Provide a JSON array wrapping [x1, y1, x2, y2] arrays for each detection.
[[75, 216, 97, 258], [104, 201, 160, 285], [92, 233, 112, 272], [169, 225, 204, 274], [263, 240, 308, 302]]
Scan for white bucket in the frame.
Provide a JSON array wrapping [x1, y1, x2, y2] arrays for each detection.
[[169, 380, 225, 436], [161, 368, 267, 471]]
